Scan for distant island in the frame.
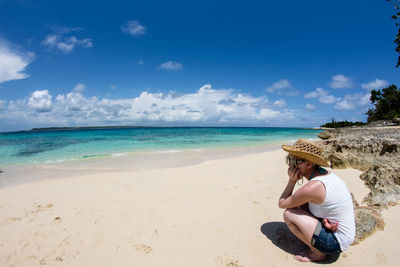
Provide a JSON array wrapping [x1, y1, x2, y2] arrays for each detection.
[[30, 126, 156, 131], [320, 119, 366, 128], [320, 84, 400, 129], [28, 126, 321, 132]]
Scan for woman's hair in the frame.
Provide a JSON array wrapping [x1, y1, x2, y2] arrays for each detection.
[[285, 154, 321, 170], [285, 154, 295, 166]]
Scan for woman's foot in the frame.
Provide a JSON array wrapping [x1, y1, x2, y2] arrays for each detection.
[[294, 249, 326, 262]]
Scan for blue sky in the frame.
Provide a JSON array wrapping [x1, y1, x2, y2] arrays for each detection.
[[0, 0, 399, 131]]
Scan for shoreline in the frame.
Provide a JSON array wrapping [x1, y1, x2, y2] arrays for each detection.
[[0, 143, 283, 188], [0, 127, 321, 168]]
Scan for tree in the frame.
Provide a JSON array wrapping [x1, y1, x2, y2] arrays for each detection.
[[387, 0, 400, 67], [366, 84, 400, 122], [320, 119, 365, 128]]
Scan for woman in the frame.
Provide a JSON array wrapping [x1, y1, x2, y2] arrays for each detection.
[[278, 139, 355, 262]]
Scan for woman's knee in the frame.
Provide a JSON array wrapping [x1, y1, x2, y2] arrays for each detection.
[[283, 208, 295, 223], [283, 207, 304, 222]]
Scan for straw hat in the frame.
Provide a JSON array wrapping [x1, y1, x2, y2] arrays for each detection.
[[281, 139, 330, 167]]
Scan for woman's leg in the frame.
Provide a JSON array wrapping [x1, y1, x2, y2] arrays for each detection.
[[283, 207, 326, 262]]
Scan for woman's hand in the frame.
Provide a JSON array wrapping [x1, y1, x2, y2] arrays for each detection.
[[322, 218, 339, 232], [288, 166, 302, 183]]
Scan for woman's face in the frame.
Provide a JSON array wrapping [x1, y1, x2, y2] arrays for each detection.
[[286, 154, 311, 176], [286, 154, 305, 168]]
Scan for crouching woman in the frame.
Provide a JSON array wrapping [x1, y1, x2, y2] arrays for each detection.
[[278, 139, 355, 262]]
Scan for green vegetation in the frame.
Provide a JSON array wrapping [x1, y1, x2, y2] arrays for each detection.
[[366, 84, 400, 122], [387, 0, 400, 67], [320, 119, 366, 128], [321, 2, 400, 128], [321, 84, 399, 128]]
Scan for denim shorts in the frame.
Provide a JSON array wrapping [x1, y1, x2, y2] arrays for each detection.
[[311, 221, 341, 255]]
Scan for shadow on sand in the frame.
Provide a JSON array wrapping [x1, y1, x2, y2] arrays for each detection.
[[260, 221, 340, 264]]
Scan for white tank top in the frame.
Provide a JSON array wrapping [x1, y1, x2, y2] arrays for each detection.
[[308, 172, 356, 251]]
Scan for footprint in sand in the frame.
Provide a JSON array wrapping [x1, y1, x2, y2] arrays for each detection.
[[34, 205, 45, 213], [376, 253, 387, 265], [9, 217, 22, 222], [216, 255, 243, 267], [57, 237, 70, 248], [28, 203, 54, 215], [133, 244, 153, 254], [23, 203, 56, 223], [151, 228, 159, 238], [18, 242, 31, 253], [1, 217, 22, 226]]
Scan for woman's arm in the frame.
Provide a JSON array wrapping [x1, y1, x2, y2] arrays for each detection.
[[278, 167, 325, 209], [278, 179, 297, 209], [278, 166, 305, 208], [278, 182, 316, 209]]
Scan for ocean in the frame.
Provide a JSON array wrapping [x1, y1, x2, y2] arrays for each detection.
[[0, 127, 321, 167]]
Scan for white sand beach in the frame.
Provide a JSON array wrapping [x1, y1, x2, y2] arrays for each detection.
[[0, 149, 397, 266]]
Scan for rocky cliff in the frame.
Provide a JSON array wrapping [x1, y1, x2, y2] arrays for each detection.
[[317, 126, 400, 243]]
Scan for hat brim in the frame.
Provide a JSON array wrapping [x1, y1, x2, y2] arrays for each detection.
[[282, 144, 330, 167]]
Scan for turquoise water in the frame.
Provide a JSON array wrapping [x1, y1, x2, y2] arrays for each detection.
[[0, 127, 321, 166]]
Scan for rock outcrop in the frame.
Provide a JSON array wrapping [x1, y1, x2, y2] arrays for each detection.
[[317, 126, 400, 243]]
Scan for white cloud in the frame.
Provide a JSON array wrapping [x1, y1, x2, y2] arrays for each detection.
[[305, 87, 327, 98], [122, 20, 147, 36], [28, 90, 53, 112], [158, 61, 183, 71], [273, 99, 286, 108], [361, 79, 388, 91], [305, 87, 340, 104], [334, 93, 371, 110], [286, 90, 300, 96], [0, 99, 6, 110], [0, 41, 34, 83], [56, 91, 93, 112], [73, 83, 86, 93], [360, 93, 371, 106], [54, 27, 83, 34], [334, 100, 354, 110], [0, 84, 297, 129], [304, 91, 318, 98], [67, 36, 93, 48], [138, 60, 144, 65], [265, 79, 291, 93], [329, 74, 353, 89], [56, 41, 75, 53], [110, 85, 117, 90], [305, 104, 316, 110], [42, 35, 58, 47], [41, 31, 93, 54], [319, 95, 341, 104]]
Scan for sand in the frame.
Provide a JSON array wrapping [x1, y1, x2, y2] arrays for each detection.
[[0, 149, 397, 266]]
